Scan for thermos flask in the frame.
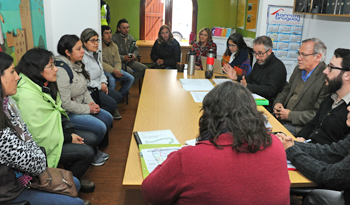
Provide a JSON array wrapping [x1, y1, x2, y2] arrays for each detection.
[[205, 49, 215, 79], [188, 48, 196, 75]]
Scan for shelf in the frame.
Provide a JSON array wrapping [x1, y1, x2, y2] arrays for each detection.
[[293, 11, 350, 17]]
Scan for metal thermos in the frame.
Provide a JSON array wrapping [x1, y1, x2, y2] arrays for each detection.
[[188, 48, 196, 75], [205, 49, 215, 79]]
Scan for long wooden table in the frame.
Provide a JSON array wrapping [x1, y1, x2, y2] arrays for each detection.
[[123, 69, 317, 188], [136, 40, 192, 64]]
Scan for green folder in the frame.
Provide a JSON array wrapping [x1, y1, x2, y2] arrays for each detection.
[[255, 99, 269, 106], [139, 144, 182, 179]]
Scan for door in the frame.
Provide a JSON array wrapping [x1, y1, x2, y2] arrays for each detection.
[[144, 0, 164, 40]]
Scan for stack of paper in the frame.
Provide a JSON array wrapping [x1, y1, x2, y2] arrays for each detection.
[[252, 94, 269, 105], [180, 79, 214, 91]]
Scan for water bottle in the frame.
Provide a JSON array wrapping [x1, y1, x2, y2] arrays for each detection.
[[188, 48, 196, 75], [205, 49, 214, 79], [128, 40, 136, 57]]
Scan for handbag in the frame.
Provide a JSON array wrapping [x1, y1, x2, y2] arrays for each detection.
[[28, 167, 78, 198], [88, 86, 101, 106]]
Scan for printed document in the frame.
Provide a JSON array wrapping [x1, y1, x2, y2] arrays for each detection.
[[137, 130, 180, 144], [180, 79, 214, 91], [212, 78, 232, 85], [190, 92, 209, 103], [141, 147, 181, 174]]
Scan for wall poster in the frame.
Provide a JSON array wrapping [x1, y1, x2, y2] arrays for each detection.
[[246, 0, 258, 31], [237, 0, 246, 29]]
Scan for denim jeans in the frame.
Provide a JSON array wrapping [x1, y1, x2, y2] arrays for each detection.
[[10, 177, 84, 205], [104, 70, 134, 97], [98, 89, 122, 114], [59, 130, 97, 179], [68, 109, 113, 144]]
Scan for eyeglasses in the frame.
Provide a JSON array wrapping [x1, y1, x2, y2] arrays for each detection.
[[326, 64, 350, 72], [228, 44, 237, 48], [252, 49, 270, 57], [44, 62, 55, 70], [89, 39, 100, 44], [296, 51, 317, 58]]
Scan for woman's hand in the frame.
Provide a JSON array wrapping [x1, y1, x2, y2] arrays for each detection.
[[156, 59, 164, 65], [195, 65, 201, 70], [101, 83, 108, 94], [222, 64, 237, 80], [89, 102, 100, 114], [71, 133, 85, 145]]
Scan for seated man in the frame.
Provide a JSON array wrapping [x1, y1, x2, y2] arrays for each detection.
[[295, 48, 350, 145], [101, 25, 134, 98], [277, 103, 350, 205], [112, 18, 146, 83], [273, 38, 328, 135], [223, 36, 287, 112]]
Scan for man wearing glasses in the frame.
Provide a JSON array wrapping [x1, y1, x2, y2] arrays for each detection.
[[223, 36, 286, 112], [273, 38, 328, 136], [291, 48, 350, 145]]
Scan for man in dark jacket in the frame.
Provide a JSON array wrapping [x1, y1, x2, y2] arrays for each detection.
[[223, 36, 287, 112], [295, 48, 350, 145], [273, 38, 328, 135]]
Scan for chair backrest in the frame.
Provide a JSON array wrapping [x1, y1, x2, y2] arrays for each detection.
[[246, 47, 254, 67]]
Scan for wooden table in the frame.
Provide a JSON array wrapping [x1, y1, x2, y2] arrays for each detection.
[[136, 40, 192, 64], [123, 69, 317, 188]]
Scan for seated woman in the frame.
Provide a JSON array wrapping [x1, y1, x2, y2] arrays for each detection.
[[141, 82, 290, 204], [221, 33, 252, 76], [150, 25, 181, 69], [56, 34, 113, 165], [192, 27, 217, 70], [80, 28, 122, 119], [13, 48, 97, 193], [0, 52, 87, 205]]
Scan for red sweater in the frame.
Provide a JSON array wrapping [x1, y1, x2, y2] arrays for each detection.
[[141, 133, 290, 205]]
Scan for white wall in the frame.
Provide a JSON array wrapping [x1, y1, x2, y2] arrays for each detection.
[[43, 0, 101, 56]]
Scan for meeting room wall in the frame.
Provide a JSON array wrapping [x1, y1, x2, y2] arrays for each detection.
[[43, 0, 101, 56], [107, 0, 237, 40]]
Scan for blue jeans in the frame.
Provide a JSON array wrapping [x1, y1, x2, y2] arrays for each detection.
[[99, 89, 122, 114], [10, 177, 84, 205], [59, 130, 96, 179], [68, 109, 113, 144], [105, 70, 134, 97]]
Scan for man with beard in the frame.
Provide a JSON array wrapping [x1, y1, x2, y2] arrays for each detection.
[[223, 36, 286, 112], [112, 18, 146, 83], [273, 38, 328, 135], [294, 48, 350, 145]]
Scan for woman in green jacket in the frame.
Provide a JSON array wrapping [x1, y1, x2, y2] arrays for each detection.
[[12, 48, 97, 193]]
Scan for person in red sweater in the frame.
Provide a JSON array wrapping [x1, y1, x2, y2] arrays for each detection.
[[141, 81, 291, 205]]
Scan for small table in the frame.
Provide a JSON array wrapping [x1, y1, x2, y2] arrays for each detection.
[[136, 40, 192, 64]]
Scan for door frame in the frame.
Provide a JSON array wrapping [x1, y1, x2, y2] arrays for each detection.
[[140, 0, 198, 40]]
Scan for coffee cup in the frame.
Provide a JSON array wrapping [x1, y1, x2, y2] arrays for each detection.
[[177, 62, 185, 72]]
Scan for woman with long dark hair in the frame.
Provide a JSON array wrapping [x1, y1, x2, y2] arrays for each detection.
[[56, 34, 113, 166], [192, 27, 217, 70], [141, 82, 290, 204], [80, 28, 122, 119], [150, 25, 181, 69], [12, 48, 97, 194], [0, 52, 87, 204], [221, 33, 252, 76]]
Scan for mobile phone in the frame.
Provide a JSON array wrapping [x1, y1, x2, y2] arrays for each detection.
[[215, 76, 227, 79], [128, 54, 132, 58]]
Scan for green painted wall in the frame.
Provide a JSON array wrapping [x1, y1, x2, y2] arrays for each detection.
[[106, 0, 254, 39]]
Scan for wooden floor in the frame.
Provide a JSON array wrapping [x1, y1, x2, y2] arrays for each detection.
[[77, 81, 304, 205], [78, 82, 148, 205]]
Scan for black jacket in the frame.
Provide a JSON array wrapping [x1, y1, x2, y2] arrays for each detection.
[[296, 95, 350, 145], [150, 39, 181, 69]]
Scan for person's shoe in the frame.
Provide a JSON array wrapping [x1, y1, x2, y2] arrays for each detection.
[[80, 179, 95, 193], [112, 109, 122, 120], [97, 149, 109, 160], [91, 154, 105, 166], [83, 200, 91, 205]]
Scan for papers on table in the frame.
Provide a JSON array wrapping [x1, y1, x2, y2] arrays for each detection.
[[180, 79, 214, 91], [212, 78, 233, 85], [141, 147, 181, 174], [253, 94, 269, 105], [287, 160, 297, 171], [252, 93, 266, 100], [185, 139, 198, 146], [134, 130, 180, 145], [190, 92, 209, 103]]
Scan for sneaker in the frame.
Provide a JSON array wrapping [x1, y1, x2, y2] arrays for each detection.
[[97, 150, 109, 160], [91, 154, 105, 166], [112, 109, 122, 120]]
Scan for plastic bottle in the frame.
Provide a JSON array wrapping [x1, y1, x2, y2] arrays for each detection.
[[188, 48, 196, 75], [205, 49, 215, 79]]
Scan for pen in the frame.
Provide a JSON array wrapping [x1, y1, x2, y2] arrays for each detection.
[[304, 139, 312, 143]]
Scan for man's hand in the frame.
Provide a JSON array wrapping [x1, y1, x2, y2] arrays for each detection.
[[72, 133, 85, 144], [113, 69, 124, 78], [222, 64, 237, 80], [274, 103, 290, 120], [123, 55, 133, 62], [89, 102, 100, 114], [156, 59, 164, 65], [276, 134, 294, 150], [296, 137, 306, 142], [240, 76, 247, 87], [101, 83, 108, 94]]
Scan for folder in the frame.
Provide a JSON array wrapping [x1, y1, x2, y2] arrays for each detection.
[[221, 28, 227, 37], [226, 28, 232, 37]]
